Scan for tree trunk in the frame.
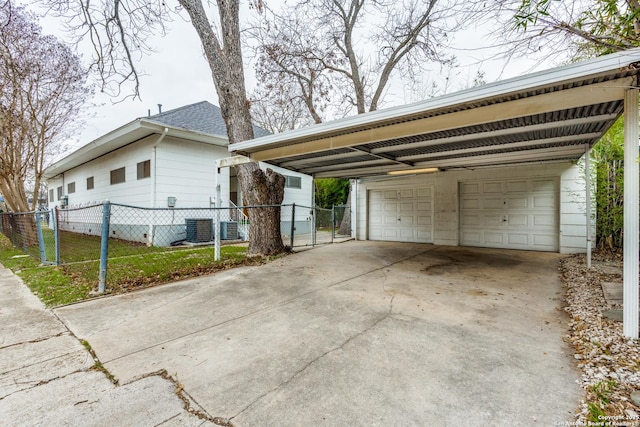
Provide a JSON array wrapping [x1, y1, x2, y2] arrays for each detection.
[[338, 190, 351, 236], [180, 0, 287, 256], [241, 167, 286, 255]]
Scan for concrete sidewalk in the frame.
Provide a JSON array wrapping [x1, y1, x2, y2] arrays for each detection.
[[0, 265, 214, 426]]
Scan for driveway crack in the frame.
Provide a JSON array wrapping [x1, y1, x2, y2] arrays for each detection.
[[229, 294, 395, 423]]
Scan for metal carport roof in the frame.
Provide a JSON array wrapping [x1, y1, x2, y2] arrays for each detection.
[[231, 48, 640, 339], [234, 48, 640, 178]]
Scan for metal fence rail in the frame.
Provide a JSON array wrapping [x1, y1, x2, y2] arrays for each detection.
[[1, 201, 352, 293]]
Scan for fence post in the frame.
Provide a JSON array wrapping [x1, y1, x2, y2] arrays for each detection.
[[312, 206, 316, 247], [331, 205, 336, 242], [53, 207, 60, 266], [290, 203, 296, 248], [35, 211, 46, 264], [214, 183, 221, 261], [98, 201, 111, 293]]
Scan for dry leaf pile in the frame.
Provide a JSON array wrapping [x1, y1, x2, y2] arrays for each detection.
[[561, 251, 640, 423]]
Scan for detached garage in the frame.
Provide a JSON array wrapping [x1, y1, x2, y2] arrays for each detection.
[[232, 48, 640, 337]]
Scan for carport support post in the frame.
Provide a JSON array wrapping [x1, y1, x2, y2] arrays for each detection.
[[585, 144, 592, 269], [623, 88, 639, 339]]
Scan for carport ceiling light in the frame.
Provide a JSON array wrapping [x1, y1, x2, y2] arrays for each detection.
[[388, 167, 439, 175]]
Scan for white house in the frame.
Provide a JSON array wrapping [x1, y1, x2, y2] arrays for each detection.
[[44, 101, 313, 245]]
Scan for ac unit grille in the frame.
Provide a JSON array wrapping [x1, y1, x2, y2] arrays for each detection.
[[221, 221, 238, 240], [185, 218, 213, 243]]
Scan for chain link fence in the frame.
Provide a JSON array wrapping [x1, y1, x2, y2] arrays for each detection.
[[1, 201, 352, 292]]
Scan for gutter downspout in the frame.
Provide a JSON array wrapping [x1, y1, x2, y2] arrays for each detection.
[[148, 128, 169, 246]]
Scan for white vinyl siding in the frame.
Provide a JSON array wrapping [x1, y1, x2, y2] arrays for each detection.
[[45, 134, 312, 212], [154, 137, 230, 208]]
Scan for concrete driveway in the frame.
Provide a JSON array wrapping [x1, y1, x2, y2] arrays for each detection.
[[54, 241, 581, 426]]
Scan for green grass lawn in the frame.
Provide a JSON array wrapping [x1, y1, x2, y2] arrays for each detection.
[[27, 227, 190, 264], [0, 233, 274, 307]]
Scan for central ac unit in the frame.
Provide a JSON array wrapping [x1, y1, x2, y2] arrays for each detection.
[[221, 221, 239, 240], [185, 218, 213, 243]]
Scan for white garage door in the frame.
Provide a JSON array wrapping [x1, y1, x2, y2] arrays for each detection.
[[368, 186, 433, 243], [459, 178, 559, 251]]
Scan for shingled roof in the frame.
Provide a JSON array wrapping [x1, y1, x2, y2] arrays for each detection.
[[147, 101, 270, 138]]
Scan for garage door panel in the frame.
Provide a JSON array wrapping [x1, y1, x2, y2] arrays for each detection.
[[508, 234, 528, 245], [400, 188, 415, 198], [417, 230, 432, 240], [460, 177, 559, 252], [483, 182, 503, 193], [483, 198, 505, 209], [533, 234, 556, 246], [506, 180, 528, 193], [460, 231, 482, 244], [460, 214, 480, 226], [461, 198, 480, 209], [383, 215, 398, 225], [507, 214, 528, 226], [533, 179, 556, 192], [417, 201, 431, 211], [507, 197, 528, 209], [417, 215, 432, 226], [484, 233, 504, 244], [533, 196, 555, 208], [485, 215, 503, 226], [399, 215, 415, 225], [400, 229, 416, 238], [460, 182, 480, 194], [383, 203, 397, 214], [399, 202, 415, 212], [383, 190, 397, 200], [417, 187, 432, 198]]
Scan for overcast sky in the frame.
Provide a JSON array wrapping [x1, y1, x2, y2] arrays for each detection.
[[30, 2, 559, 156]]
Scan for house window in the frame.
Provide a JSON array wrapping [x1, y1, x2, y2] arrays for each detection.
[[137, 160, 151, 180], [67, 182, 76, 194], [285, 175, 302, 189], [57, 186, 63, 200], [49, 189, 54, 202], [110, 167, 126, 185], [87, 176, 94, 190]]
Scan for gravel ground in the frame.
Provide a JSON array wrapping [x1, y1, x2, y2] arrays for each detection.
[[561, 250, 640, 424]]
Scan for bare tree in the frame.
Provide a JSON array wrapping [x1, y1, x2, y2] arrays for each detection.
[[42, 0, 287, 255], [490, 0, 640, 61], [250, 85, 316, 133], [0, 2, 90, 216], [249, 0, 473, 123]]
